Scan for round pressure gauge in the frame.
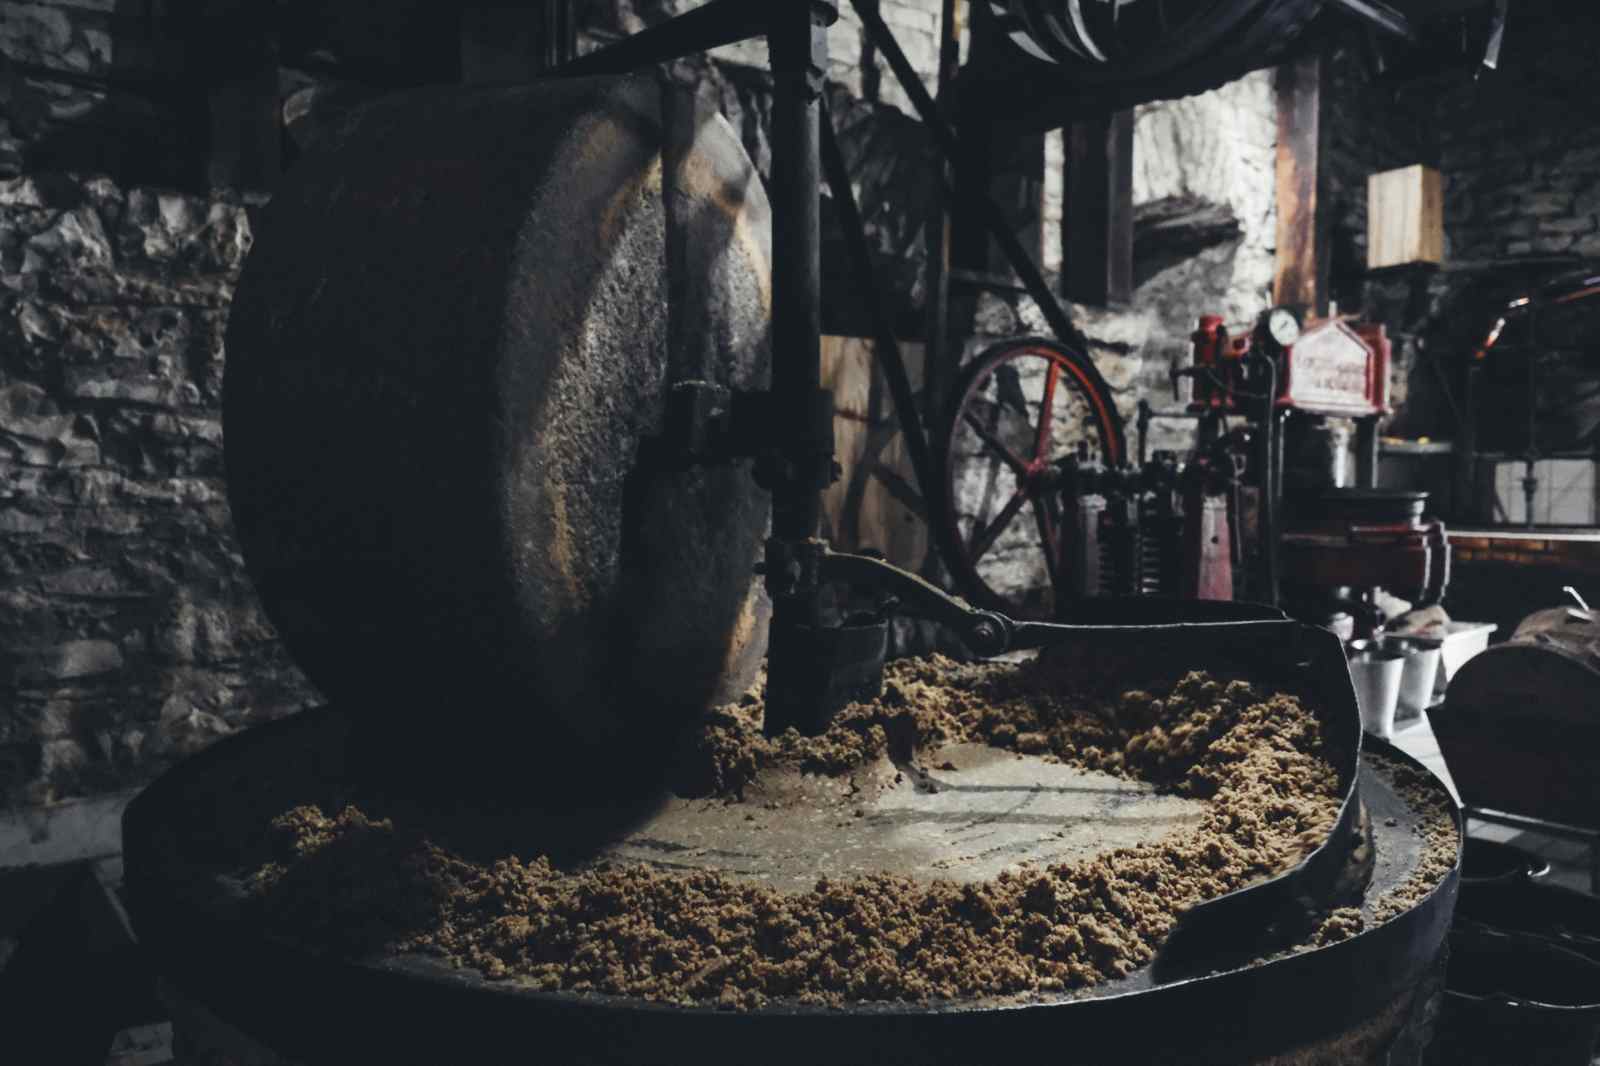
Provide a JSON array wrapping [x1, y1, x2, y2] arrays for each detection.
[[1265, 307, 1301, 348]]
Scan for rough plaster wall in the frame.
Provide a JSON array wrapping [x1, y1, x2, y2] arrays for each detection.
[[1134, 70, 1278, 328], [1042, 129, 1064, 276]]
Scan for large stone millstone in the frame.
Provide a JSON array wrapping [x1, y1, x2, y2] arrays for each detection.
[[223, 75, 773, 772]]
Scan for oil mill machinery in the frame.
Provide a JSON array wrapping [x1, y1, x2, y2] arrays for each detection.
[[939, 306, 1451, 633], [120, 2, 1466, 1063], [900, 0, 1480, 624]]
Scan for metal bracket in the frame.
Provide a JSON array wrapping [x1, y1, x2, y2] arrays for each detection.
[[656, 383, 839, 495]]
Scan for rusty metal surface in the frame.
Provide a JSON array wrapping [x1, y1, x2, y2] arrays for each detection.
[[224, 76, 773, 757]]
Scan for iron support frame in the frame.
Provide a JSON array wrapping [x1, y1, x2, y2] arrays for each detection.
[[548, 0, 1115, 729]]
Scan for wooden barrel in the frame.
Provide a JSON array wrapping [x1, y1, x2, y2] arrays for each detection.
[[223, 75, 773, 759], [1435, 607, 1600, 828]]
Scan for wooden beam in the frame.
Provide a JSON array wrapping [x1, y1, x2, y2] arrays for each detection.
[[1062, 108, 1134, 307], [1273, 53, 1324, 315]]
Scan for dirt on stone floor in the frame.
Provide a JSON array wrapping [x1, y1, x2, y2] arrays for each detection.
[[240, 653, 1356, 1009]]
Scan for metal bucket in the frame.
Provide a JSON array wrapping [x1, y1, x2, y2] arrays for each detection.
[[1456, 878, 1600, 964], [1383, 637, 1444, 717], [1429, 925, 1600, 1066], [1348, 640, 1405, 738], [1460, 838, 1552, 886]]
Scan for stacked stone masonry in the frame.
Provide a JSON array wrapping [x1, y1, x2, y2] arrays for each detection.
[[0, 170, 319, 806], [1322, 0, 1600, 439], [0, 0, 322, 807]]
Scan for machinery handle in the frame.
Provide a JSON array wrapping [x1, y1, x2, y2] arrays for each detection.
[[815, 549, 1301, 658], [815, 550, 1013, 656]]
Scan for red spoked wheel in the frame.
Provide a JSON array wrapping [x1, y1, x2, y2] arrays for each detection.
[[938, 337, 1127, 619]]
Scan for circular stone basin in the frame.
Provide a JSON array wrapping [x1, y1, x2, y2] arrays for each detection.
[[599, 742, 1208, 893]]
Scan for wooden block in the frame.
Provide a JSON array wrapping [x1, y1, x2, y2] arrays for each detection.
[[1367, 165, 1443, 270]]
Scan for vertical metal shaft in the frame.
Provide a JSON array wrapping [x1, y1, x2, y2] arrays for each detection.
[[767, 3, 832, 545], [1254, 355, 1280, 607], [762, 2, 837, 737], [924, 0, 960, 473]]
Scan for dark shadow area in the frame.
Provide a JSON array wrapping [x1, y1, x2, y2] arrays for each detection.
[[2, 0, 461, 193]]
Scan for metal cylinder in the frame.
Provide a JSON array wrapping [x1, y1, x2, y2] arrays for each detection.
[[1348, 639, 1405, 738], [766, 6, 831, 545]]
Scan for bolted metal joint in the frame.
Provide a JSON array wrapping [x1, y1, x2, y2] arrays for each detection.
[[964, 612, 1012, 658]]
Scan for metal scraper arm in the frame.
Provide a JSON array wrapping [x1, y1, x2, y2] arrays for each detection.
[[817, 549, 1291, 658]]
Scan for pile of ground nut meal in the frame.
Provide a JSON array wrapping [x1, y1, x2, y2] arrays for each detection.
[[234, 650, 1442, 1010]]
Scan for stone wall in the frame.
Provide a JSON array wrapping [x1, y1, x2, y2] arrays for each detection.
[[0, 176, 322, 810], [1323, 2, 1600, 446], [0, 2, 319, 809], [949, 70, 1280, 603]]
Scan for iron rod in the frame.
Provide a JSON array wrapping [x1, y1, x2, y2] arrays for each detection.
[[552, 0, 773, 78], [924, 0, 961, 466], [767, 5, 832, 544], [850, 0, 1092, 356], [818, 98, 938, 510]]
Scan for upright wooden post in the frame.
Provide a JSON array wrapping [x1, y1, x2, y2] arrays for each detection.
[[1062, 108, 1134, 307], [1273, 52, 1324, 316]]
